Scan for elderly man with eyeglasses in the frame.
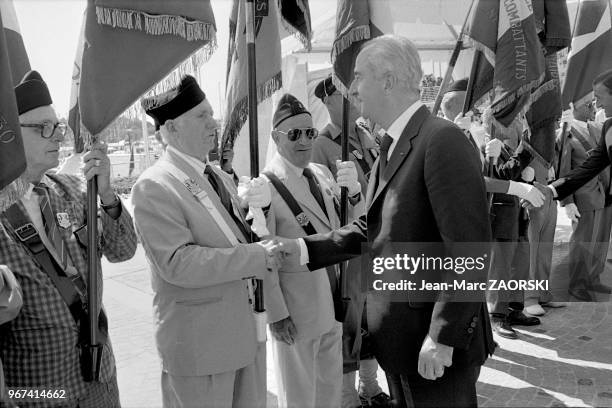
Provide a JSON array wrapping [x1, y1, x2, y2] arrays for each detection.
[[262, 93, 363, 408], [0, 71, 137, 408]]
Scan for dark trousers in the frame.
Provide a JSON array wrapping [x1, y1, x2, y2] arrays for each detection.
[[398, 365, 481, 408]]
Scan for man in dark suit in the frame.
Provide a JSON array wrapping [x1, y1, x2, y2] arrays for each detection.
[[276, 35, 495, 408], [549, 69, 612, 296]]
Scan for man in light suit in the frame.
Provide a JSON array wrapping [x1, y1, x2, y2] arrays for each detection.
[[132, 76, 280, 408], [263, 94, 364, 408], [275, 35, 496, 408]]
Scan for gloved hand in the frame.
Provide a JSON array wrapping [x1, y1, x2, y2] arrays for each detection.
[[238, 176, 271, 208], [507, 181, 545, 208], [521, 166, 535, 182], [454, 111, 473, 131], [561, 103, 575, 124], [336, 160, 361, 196], [485, 138, 504, 161], [564, 203, 581, 223]]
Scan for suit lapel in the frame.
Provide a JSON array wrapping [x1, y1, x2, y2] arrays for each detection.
[[166, 150, 248, 244], [370, 106, 429, 208]]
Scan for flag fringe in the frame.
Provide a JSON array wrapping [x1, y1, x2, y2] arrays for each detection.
[[222, 71, 283, 148], [0, 175, 29, 213], [279, 0, 312, 51], [492, 72, 545, 116], [331, 72, 360, 104], [95, 6, 216, 42], [331, 25, 371, 64]]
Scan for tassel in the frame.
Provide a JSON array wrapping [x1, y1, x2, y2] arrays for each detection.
[[331, 25, 371, 63]]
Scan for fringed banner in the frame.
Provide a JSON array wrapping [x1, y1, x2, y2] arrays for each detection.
[[279, 0, 312, 51], [222, 0, 282, 150]]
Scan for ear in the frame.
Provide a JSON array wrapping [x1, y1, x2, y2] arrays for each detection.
[[271, 130, 280, 144], [383, 73, 397, 94]]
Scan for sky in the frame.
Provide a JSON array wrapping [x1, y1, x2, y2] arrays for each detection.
[[13, 0, 330, 119]]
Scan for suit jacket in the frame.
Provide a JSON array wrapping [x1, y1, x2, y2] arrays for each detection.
[[557, 121, 607, 212], [304, 105, 495, 374], [264, 154, 365, 340], [0, 173, 137, 401], [132, 148, 271, 376], [553, 118, 612, 206]]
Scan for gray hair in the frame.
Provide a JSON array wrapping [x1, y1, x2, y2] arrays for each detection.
[[359, 35, 423, 93]]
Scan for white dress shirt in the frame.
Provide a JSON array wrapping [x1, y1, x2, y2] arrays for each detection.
[[383, 101, 425, 159]]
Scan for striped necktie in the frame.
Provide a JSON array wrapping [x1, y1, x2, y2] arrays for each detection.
[[33, 184, 68, 270]]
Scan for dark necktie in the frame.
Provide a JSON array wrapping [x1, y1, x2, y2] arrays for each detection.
[[204, 165, 254, 242], [303, 167, 329, 219], [379, 134, 393, 175], [33, 184, 68, 270]]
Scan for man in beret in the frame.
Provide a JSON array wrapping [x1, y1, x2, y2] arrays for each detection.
[[263, 93, 363, 408], [312, 77, 391, 408], [132, 75, 280, 408], [0, 70, 137, 407]]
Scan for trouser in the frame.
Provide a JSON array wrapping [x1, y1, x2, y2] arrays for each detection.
[[591, 205, 612, 285], [399, 365, 481, 408], [77, 375, 121, 408], [273, 323, 342, 408], [568, 207, 602, 290], [526, 198, 557, 305], [509, 235, 530, 311], [341, 358, 384, 408], [161, 343, 266, 408], [487, 238, 518, 316]]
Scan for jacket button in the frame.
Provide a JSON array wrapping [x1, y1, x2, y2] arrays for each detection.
[[472, 316, 478, 322], [470, 322, 477, 328], [467, 328, 474, 334]]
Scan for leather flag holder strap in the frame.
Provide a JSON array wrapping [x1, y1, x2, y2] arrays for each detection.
[[263, 171, 348, 323], [3, 205, 109, 366]]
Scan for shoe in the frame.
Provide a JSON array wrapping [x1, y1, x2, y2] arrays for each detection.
[[540, 301, 566, 308], [360, 392, 392, 408], [491, 317, 518, 339], [524, 304, 546, 316], [587, 282, 612, 294], [507, 310, 540, 326], [568, 288, 593, 301]]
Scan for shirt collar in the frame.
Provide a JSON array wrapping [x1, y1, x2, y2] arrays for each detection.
[[167, 145, 208, 174], [384, 101, 424, 142]]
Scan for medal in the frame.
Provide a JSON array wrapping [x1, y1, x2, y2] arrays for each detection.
[[56, 212, 71, 229]]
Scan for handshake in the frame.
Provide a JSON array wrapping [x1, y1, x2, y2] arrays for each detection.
[[255, 237, 300, 275]]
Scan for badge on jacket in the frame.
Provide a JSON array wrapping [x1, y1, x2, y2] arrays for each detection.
[[56, 212, 71, 229]]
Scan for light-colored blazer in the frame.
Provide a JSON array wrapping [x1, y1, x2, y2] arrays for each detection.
[[264, 154, 365, 340], [131, 148, 270, 376]]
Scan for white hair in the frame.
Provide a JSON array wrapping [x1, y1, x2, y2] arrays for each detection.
[[360, 35, 423, 93]]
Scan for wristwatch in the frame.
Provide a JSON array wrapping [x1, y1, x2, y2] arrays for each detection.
[[100, 195, 121, 211]]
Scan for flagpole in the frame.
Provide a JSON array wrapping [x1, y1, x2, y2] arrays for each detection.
[[432, 0, 476, 116], [245, 0, 264, 315], [557, 0, 582, 176], [339, 96, 351, 318], [84, 135, 102, 381]]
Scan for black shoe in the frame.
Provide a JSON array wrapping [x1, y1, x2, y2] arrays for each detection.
[[360, 392, 392, 408], [587, 282, 612, 294], [569, 287, 594, 301], [507, 310, 541, 326], [492, 317, 518, 339]]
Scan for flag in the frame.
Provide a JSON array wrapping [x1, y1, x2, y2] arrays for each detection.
[[562, 0, 612, 109], [222, 0, 284, 149], [0, 0, 30, 84], [68, 14, 86, 153], [466, 0, 546, 127], [0, 5, 27, 210], [279, 0, 312, 50], [77, 0, 217, 138]]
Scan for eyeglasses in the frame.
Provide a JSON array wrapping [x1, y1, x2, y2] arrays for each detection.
[[276, 127, 319, 141], [20, 121, 67, 139]]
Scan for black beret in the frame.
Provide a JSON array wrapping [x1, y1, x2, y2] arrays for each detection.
[[142, 75, 206, 130], [273, 94, 311, 128], [446, 78, 468, 93], [314, 76, 337, 101], [14, 71, 53, 115]]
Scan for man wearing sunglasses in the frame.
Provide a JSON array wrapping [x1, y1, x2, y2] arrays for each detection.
[[0, 70, 138, 407], [262, 93, 364, 408]]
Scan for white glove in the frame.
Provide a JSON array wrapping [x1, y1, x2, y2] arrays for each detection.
[[454, 111, 473, 131], [564, 203, 581, 223], [238, 176, 271, 208], [521, 166, 535, 182], [336, 160, 361, 196], [485, 139, 503, 160], [561, 103, 574, 124], [507, 181, 545, 207]]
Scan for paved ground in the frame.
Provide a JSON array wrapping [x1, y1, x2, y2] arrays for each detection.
[[101, 204, 612, 408]]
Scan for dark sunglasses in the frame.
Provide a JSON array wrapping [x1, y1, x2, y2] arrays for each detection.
[[20, 121, 67, 139], [276, 127, 319, 141]]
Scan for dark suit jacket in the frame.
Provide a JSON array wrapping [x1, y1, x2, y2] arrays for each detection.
[[304, 106, 495, 374], [553, 118, 612, 206]]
